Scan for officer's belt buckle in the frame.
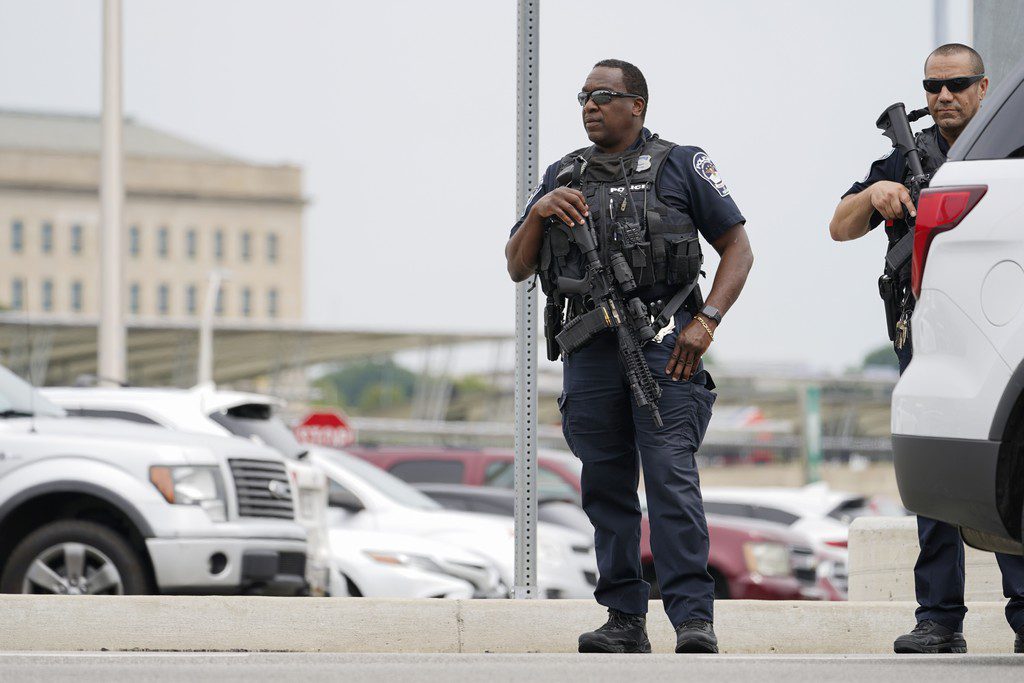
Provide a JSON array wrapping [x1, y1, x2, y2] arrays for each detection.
[[652, 316, 674, 344]]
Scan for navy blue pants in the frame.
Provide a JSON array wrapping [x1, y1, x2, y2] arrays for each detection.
[[559, 317, 716, 628], [897, 343, 1024, 633]]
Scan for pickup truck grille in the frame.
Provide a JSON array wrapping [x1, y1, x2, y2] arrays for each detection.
[[229, 459, 294, 519]]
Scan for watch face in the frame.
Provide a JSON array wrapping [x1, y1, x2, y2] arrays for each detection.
[[701, 306, 722, 323]]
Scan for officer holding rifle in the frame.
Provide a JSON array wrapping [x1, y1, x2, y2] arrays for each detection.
[[505, 58, 753, 654], [830, 43, 1024, 655]]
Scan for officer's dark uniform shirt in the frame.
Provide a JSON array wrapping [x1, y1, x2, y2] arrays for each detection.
[[842, 125, 950, 228], [511, 128, 745, 251]]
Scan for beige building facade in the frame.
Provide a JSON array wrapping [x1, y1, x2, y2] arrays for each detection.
[[0, 110, 303, 323]]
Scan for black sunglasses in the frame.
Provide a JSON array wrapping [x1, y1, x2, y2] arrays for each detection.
[[577, 89, 644, 106], [922, 74, 984, 94]]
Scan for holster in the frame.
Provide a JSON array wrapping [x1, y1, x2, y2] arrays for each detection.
[[878, 273, 899, 341], [543, 294, 564, 361]]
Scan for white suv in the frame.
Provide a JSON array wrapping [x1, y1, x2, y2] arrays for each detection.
[[892, 62, 1024, 554], [0, 366, 308, 595], [42, 384, 335, 597]]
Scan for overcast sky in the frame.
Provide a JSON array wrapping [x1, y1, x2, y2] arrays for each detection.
[[0, 0, 974, 372]]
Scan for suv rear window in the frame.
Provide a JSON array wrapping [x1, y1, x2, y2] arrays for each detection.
[[966, 80, 1024, 160], [389, 459, 464, 484]]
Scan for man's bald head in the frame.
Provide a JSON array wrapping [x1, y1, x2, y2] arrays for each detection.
[[925, 43, 985, 75]]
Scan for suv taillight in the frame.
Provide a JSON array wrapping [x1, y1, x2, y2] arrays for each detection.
[[911, 185, 987, 298]]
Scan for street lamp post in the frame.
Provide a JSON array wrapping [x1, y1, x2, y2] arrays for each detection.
[[198, 269, 228, 386], [98, 0, 126, 385]]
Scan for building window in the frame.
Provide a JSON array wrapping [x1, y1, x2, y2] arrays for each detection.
[[267, 233, 278, 263], [241, 287, 251, 317], [42, 279, 53, 312], [42, 221, 53, 254], [158, 226, 170, 258], [240, 231, 252, 262], [186, 229, 197, 259], [215, 287, 226, 316], [71, 281, 83, 312], [71, 224, 83, 255], [186, 284, 197, 315], [214, 229, 225, 261], [157, 284, 170, 315], [10, 278, 24, 310], [11, 220, 23, 253], [129, 283, 140, 314], [267, 288, 279, 318], [129, 225, 140, 257]]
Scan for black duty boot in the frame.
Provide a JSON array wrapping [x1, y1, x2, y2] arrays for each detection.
[[578, 609, 651, 654], [1015, 628, 1023, 654], [674, 619, 718, 654], [893, 620, 968, 654]]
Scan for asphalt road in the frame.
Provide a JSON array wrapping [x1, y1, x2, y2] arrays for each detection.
[[1, 653, 1022, 682]]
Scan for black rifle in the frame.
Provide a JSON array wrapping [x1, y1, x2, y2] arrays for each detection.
[[875, 103, 931, 341], [552, 213, 665, 426]]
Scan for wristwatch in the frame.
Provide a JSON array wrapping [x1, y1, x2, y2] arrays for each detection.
[[700, 305, 723, 325]]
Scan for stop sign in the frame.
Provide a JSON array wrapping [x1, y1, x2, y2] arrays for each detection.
[[294, 410, 356, 448]]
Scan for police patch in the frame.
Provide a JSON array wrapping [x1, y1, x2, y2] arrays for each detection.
[[692, 151, 730, 197]]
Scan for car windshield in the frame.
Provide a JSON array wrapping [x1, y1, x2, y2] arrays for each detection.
[[208, 403, 307, 460], [327, 450, 441, 511], [828, 496, 889, 525], [0, 366, 65, 418]]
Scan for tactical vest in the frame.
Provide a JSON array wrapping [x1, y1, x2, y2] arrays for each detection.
[[537, 135, 703, 309], [885, 125, 946, 251]]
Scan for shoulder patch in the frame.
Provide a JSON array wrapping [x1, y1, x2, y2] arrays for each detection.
[[860, 148, 896, 183], [692, 151, 730, 197]]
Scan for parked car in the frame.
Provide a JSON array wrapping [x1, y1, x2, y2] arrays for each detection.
[[351, 446, 841, 599], [699, 485, 865, 553], [0, 367, 307, 596], [418, 482, 834, 600], [42, 384, 335, 596], [329, 527, 505, 599], [311, 448, 597, 599], [415, 483, 592, 533], [891, 61, 1024, 554]]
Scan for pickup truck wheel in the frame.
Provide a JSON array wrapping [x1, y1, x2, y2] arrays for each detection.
[[0, 520, 151, 595]]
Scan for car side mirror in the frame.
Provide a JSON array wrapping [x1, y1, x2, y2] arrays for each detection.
[[328, 488, 364, 512]]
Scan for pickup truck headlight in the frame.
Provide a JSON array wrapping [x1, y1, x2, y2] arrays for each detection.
[[150, 466, 227, 522], [364, 551, 445, 575], [742, 542, 792, 578]]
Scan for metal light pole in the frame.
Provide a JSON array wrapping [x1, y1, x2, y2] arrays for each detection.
[[934, 0, 951, 46], [98, 0, 126, 384], [198, 269, 228, 386], [513, 0, 539, 599], [801, 383, 823, 484]]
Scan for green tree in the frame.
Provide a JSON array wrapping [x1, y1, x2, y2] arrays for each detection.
[[862, 344, 899, 370], [314, 359, 417, 412]]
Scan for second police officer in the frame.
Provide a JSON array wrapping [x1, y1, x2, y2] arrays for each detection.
[[505, 59, 753, 654], [829, 43, 1024, 655]]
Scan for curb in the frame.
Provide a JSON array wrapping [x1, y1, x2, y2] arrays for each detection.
[[0, 596, 1018, 654]]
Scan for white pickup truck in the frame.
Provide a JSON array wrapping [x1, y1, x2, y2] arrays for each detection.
[[0, 366, 308, 595]]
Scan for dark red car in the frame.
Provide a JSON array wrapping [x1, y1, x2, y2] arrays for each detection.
[[348, 446, 839, 600]]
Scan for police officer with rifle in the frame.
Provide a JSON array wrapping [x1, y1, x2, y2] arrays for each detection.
[[830, 43, 1024, 655], [506, 59, 753, 654]]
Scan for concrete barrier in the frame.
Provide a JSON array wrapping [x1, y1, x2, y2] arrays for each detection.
[[0, 596, 1017, 654], [848, 516, 1005, 602]]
